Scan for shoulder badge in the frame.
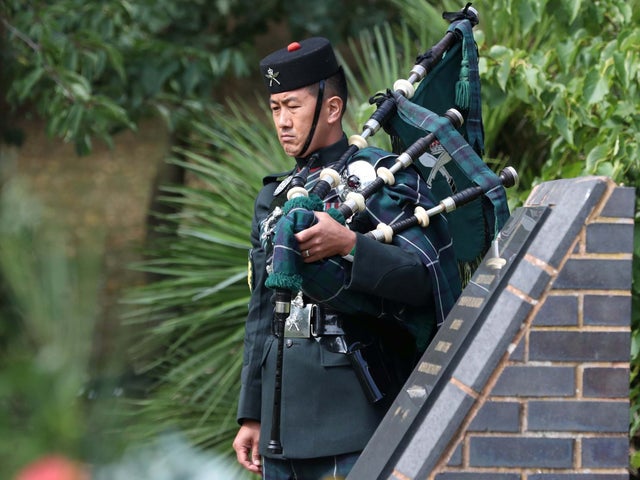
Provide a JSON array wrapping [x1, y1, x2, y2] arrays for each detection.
[[247, 250, 254, 293]]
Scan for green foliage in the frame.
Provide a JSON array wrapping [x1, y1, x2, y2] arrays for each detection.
[[1, 0, 398, 156], [477, 0, 639, 192], [0, 176, 125, 477], [339, 22, 423, 152], [283, 0, 399, 41], [0, 0, 272, 154]]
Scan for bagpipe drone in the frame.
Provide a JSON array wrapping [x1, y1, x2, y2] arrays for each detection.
[[262, 4, 518, 454]]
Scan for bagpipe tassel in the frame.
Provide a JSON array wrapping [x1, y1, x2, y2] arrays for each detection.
[[455, 58, 470, 111], [454, 21, 472, 112]]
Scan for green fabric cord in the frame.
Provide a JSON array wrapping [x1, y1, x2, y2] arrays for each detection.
[[282, 194, 324, 215], [455, 34, 470, 110], [265, 272, 303, 291]]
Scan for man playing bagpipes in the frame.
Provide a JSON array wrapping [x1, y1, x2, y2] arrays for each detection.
[[233, 7, 511, 478]]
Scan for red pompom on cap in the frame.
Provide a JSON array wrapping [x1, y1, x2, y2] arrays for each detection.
[[287, 42, 302, 52]]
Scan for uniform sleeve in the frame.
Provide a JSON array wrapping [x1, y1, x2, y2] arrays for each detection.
[[237, 185, 276, 423], [345, 232, 433, 307]]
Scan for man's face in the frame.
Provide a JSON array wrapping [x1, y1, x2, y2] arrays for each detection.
[[269, 87, 318, 157]]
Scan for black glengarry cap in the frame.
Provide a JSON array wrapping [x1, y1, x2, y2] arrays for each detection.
[[259, 37, 340, 94]]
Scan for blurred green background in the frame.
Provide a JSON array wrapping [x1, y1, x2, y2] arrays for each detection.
[[1, 0, 638, 478]]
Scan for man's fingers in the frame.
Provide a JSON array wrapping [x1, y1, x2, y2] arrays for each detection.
[[234, 444, 261, 473], [232, 441, 249, 465], [232, 423, 262, 474]]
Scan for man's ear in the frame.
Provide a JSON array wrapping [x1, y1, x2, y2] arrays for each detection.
[[326, 96, 343, 124]]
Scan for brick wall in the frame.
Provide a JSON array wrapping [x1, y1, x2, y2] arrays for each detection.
[[348, 176, 635, 480]]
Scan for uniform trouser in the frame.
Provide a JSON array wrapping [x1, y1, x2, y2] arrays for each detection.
[[262, 452, 360, 480]]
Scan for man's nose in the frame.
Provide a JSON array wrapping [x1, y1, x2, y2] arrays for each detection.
[[276, 110, 292, 128]]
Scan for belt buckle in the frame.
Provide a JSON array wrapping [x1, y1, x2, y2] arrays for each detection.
[[284, 293, 312, 338]]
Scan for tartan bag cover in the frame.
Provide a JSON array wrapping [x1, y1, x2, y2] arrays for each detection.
[[392, 93, 510, 262], [387, 17, 510, 264], [264, 147, 462, 349]]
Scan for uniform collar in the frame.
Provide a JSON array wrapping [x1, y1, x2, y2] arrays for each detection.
[[263, 134, 348, 185], [294, 135, 348, 170]]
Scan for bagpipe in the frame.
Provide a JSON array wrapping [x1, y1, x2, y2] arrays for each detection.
[[263, 3, 518, 454]]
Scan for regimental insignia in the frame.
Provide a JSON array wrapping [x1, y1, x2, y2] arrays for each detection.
[[416, 139, 456, 189], [429, 139, 445, 156], [284, 291, 311, 338], [265, 68, 280, 87]]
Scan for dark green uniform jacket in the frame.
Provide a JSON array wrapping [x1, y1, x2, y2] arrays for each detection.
[[237, 136, 437, 459]]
